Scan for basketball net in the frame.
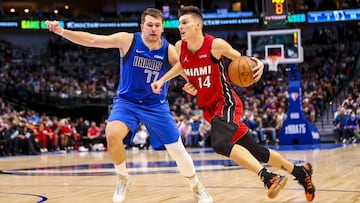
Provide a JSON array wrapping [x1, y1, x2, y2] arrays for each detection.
[[265, 56, 280, 72]]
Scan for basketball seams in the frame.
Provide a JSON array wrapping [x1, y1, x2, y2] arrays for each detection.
[[238, 58, 243, 87], [244, 59, 252, 85], [228, 56, 254, 87]]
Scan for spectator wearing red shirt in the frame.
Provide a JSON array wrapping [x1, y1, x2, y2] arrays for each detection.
[[59, 119, 73, 151], [87, 121, 105, 151], [36, 122, 56, 152]]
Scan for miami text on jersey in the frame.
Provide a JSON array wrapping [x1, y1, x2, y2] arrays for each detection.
[[184, 65, 212, 76]]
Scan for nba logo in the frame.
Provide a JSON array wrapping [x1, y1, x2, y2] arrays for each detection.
[[291, 92, 299, 101]]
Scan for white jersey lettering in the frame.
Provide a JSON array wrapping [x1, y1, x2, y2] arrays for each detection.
[[184, 65, 211, 76]]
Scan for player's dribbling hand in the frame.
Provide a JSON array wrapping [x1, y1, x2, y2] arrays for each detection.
[[182, 82, 197, 96], [45, 20, 64, 35], [151, 80, 164, 94], [251, 57, 264, 83]]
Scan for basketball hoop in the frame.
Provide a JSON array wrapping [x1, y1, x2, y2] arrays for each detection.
[[266, 56, 280, 72]]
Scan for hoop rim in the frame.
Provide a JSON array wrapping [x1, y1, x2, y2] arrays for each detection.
[[265, 55, 282, 60], [265, 55, 280, 71]]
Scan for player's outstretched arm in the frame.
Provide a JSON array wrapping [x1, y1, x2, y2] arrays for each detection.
[[168, 41, 188, 82], [151, 62, 183, 94], [45, 20, 130, 49], [152, 40, 185, 94]]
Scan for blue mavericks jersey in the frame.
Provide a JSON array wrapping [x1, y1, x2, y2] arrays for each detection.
[[117, 32, 171, 105]]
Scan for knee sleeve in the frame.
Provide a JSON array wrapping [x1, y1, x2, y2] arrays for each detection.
[[235, 131, 270, 163], [210, 116, 237, 157]]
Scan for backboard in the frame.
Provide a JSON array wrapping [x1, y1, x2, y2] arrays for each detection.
[[246, 29, 303, 64]]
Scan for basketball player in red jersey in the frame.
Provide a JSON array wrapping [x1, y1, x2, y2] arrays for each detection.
[[152, 5, 315, 201]]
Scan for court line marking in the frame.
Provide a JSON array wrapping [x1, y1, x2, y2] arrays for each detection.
[[0, 192, 47, 203]]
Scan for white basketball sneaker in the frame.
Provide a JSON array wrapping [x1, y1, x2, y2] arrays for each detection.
[[192, 182, 213, 203], [113, 175, 131, 203]]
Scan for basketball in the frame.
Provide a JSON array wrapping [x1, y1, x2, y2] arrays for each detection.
[[228, 56, 256, 87]]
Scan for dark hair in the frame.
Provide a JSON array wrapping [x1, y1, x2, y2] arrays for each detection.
[[178, 5, 203, 21], [141, 8, 164, 24]]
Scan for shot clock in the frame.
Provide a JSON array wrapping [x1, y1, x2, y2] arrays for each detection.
[[263, 0, 288, 25]]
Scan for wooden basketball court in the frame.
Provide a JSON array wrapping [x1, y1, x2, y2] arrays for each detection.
[[0, 143, 359, 203]]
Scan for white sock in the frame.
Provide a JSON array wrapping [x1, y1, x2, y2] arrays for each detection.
[[186, 174, 199, 190], [114, 162, 128, 177]]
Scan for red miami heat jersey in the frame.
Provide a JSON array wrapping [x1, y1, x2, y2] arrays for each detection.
[[180, 34, 249, 141], [180, 34, 232, 107]]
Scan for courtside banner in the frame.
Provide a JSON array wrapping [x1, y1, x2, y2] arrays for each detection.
[[203, 18, 260, 26], [21, 20, 64, 29], [308, 8, 360, 23], [1, 18, 259, 30], [164, 18, 259, 28], [1, 20, 137, 30], [0, 21, 19, 28], [65, 21, 139, 29]]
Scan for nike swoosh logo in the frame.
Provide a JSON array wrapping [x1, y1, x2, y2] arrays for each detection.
[[136, 49, 145, 53]]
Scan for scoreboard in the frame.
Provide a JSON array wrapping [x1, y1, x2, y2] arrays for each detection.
[[263, 0, 288, 24]]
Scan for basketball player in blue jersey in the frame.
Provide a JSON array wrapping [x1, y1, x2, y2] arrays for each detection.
[[45, 8, 212, 203]]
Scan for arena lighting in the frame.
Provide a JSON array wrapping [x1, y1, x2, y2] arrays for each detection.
[[10, 8, 15, 13], [24, 8, 29, 13]]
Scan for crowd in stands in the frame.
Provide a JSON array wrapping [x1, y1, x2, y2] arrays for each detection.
[[0, 38, 118, 107], [0, 96, 108, 156], [333, 77, 360, 144], [0, 23, 360, 156]]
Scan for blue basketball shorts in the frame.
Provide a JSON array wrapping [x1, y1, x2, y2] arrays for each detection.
[[108, 97, 179, 149]]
